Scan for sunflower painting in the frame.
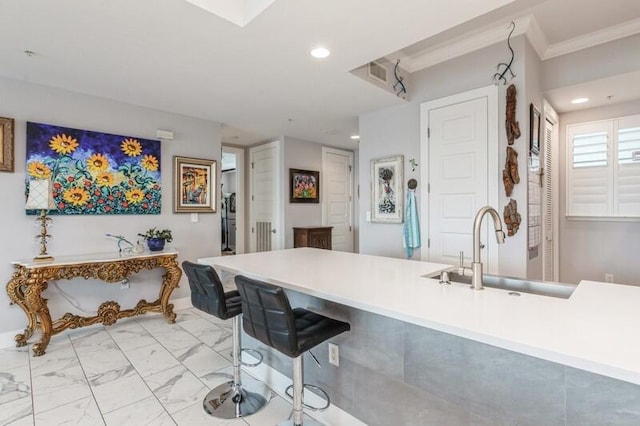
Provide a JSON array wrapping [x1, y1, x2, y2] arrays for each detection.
[[26, 122, 161, 215]]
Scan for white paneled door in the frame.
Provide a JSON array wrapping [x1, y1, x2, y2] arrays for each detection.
[[425, 95, 492, 268], [249, 140, 283, 252], [322, 147, 354, 252]]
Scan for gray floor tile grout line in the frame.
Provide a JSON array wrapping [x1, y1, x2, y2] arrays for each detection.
[[103, 320, 178, 426], [69, 332, 110, 426]]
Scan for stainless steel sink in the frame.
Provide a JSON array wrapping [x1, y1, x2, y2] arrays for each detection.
[[427, 271, 577, 299]]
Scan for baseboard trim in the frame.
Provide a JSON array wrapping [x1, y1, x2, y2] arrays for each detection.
[[0, 296, 194, 350], [242, 352, 366, 426], [172, 296, 193, 310]]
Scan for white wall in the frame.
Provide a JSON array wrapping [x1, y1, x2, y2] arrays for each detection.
[[283, 136, 324, 248], [359, 36, 530, 278], [359, 102, 419, 258], [0, 77, 221, 335], [558, 99, 640, 285], [524, 39, 544, 280]]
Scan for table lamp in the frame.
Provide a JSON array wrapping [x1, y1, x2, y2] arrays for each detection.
[[25, 179, 56, 263]]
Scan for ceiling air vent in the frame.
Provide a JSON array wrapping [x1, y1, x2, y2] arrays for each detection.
[[368, 61, 388, 85]]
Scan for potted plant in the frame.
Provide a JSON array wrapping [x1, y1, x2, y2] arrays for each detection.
[[138, 227, 173, 252]]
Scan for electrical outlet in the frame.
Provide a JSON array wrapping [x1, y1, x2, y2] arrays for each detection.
[[605, 273, 614, 283], [328, 343, 339, 367]]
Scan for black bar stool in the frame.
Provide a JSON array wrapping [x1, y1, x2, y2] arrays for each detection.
[[235, 275, 350, 426], [182, 261, 271, 418]]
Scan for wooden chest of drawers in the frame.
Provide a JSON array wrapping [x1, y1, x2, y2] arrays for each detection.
[[293, 226, 332, 250]]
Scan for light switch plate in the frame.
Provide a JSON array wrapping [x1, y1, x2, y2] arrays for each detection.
[[190, 213, 199, 223]]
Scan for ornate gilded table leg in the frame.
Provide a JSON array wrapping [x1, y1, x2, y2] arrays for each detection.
[[158, 256, 181, 323], [23, 271, 52, 357], [6, 268, 37, 347]]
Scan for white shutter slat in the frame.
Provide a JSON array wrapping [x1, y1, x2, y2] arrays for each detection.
[[572, 132, 608, 168], [618, 127, 640, 164]]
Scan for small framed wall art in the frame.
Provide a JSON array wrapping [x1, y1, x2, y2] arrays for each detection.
[[371, 154, 404, 223], [174, 156, 217, 213], [0, 116, 15, 172], [530, 103, 541, 155], [289, 169, 320, 203]]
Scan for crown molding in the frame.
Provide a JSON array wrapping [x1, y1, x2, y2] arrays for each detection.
[[397, 14, 640, 73], [523, 14, 548, 59], [400, 15, 538, 73], [543, 17, 640, 60]]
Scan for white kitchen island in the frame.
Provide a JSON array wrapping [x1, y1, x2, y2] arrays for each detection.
[[199, 248, 640, 425]]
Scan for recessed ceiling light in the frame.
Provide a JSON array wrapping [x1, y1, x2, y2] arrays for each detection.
[[571, 97, 589, 104], [310, 47, 330, 59], [350, 135, 360, 140]]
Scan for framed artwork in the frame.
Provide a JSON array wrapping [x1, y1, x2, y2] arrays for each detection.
[[0, 117, 15, 172], [174, 156, 216, 213], [289, 169, 319, 203], [26, 122, 161, 215], [371, 155, 404, 223], [530, 103, 541, 155]]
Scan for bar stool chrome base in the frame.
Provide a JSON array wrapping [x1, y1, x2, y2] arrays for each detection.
[[203, 378, 271, 418], [203, 315, 270, 419]]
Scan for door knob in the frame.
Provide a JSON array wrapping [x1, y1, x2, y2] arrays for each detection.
[[271, 229, 276, 233]]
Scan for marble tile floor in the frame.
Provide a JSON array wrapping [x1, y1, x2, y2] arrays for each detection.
[[0, 308, 310, 426]]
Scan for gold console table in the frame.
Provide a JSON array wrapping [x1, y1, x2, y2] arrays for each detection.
[[6, 250, 182, 356]]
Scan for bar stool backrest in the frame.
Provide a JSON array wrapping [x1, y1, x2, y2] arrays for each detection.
[[235, 275, 298, 357], [182, 261, 231, 320]]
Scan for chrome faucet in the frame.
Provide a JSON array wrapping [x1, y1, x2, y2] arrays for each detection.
[[471, 206, 506, 290]]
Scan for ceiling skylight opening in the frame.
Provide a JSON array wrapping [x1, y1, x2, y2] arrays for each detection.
[[571, 97, 590, 105], [182, 0, 277, 27], [310, 47, 330, 59]]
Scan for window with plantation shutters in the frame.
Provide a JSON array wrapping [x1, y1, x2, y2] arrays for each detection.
[[572, 131, 607, 168], [567, 114, 640, 219]]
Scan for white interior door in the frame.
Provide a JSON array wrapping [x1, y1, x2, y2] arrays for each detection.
[[322, 147, 354, 252], [422, 86, 498, 271], [249, 140, 283, 252]]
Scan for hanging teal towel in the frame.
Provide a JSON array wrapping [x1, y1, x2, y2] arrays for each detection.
[[403, 190, 421, 258]]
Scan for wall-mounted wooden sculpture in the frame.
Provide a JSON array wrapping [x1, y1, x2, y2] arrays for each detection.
[[503, 198, 521, 236], [503, 146, 520, 197], [506, 84, 521, 145]]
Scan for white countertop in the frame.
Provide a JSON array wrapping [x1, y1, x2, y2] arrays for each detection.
[[199, 248, 640, 386]]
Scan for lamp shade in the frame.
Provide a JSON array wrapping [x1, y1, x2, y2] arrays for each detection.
[[26, 179, 56, 210]]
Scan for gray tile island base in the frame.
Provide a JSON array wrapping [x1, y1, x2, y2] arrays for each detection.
[[221, 269, 640, 426]]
